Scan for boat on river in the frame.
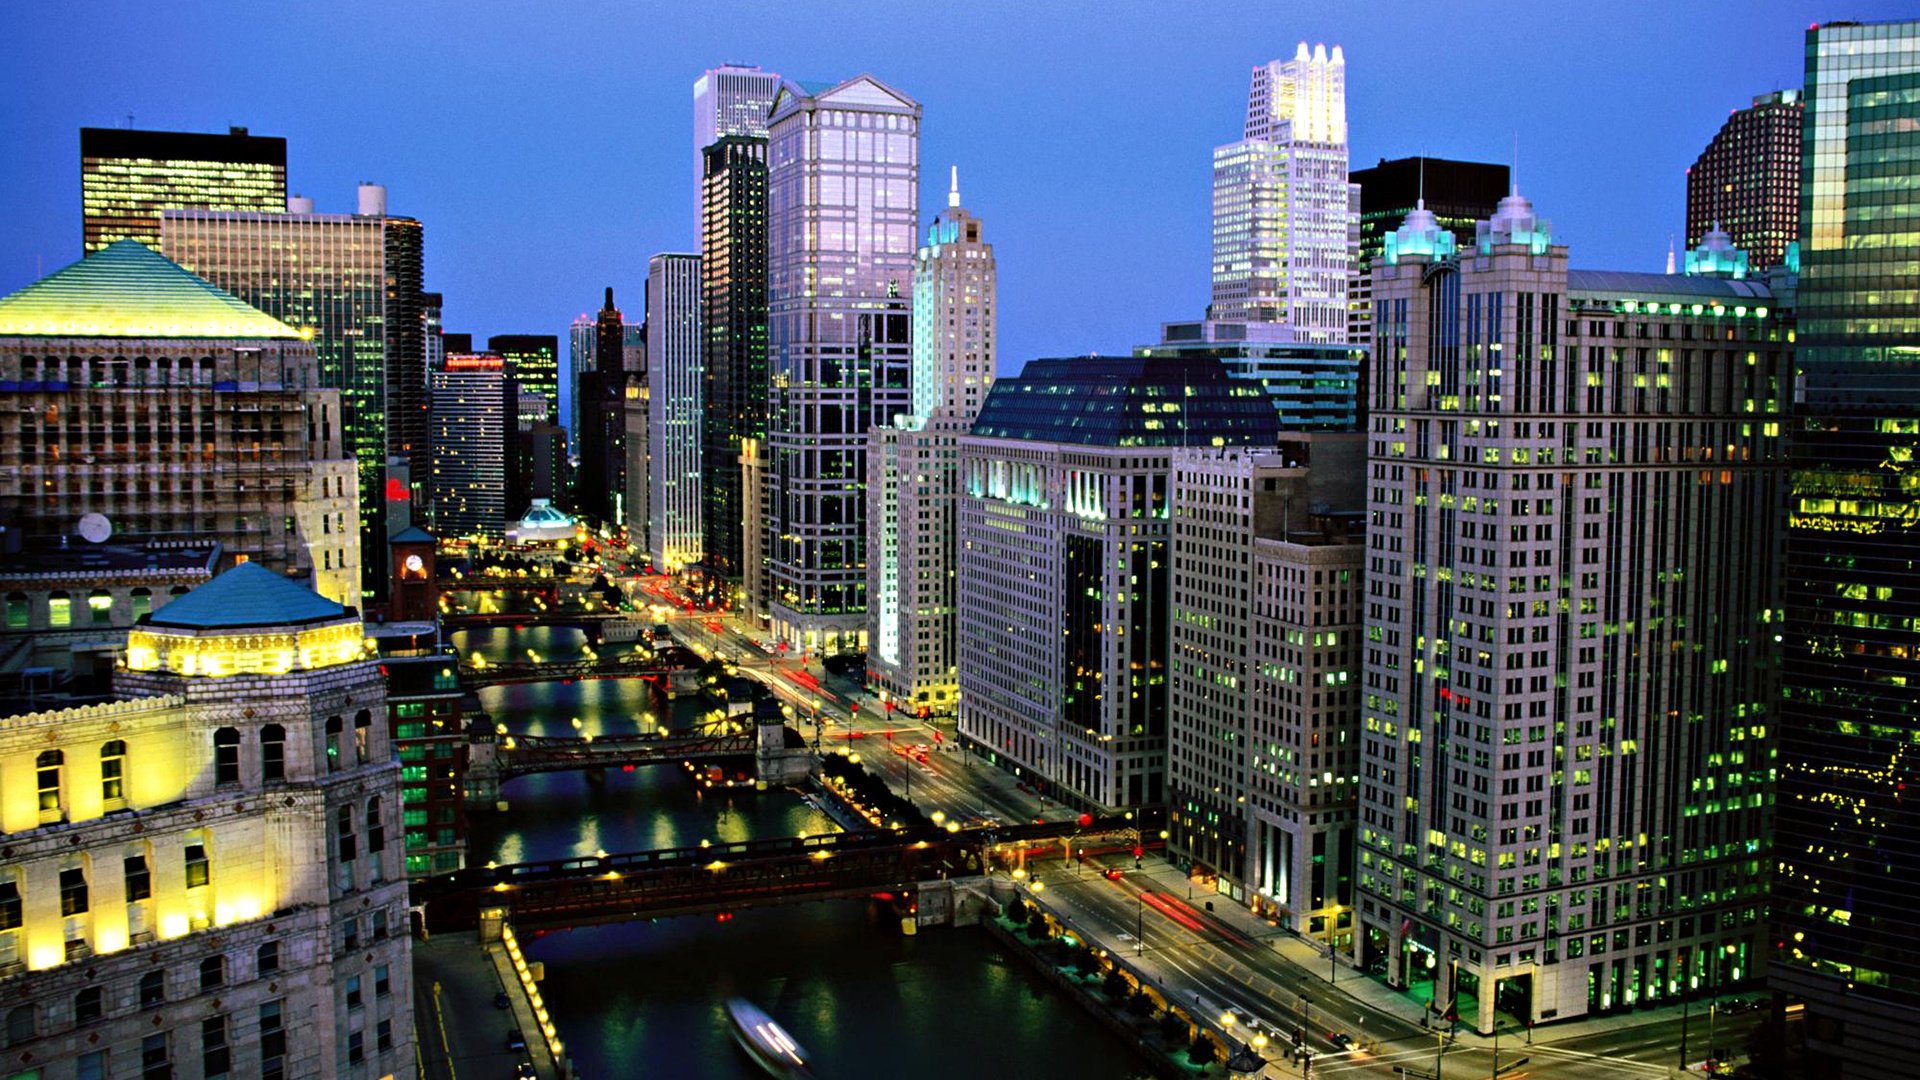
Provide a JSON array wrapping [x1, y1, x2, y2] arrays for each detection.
[[725, 997, 815, 1077]]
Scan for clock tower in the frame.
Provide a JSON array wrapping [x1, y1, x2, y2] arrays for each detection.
[[388, 526, 438, 621]]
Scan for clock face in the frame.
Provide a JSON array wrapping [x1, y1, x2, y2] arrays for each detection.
[[404, 554, 424, 574]]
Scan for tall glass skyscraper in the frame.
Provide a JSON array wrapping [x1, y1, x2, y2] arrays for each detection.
[[647, 253, 703, 573], [1210, 43, 1354, 341], [693, 65, 781, 193], [1686, 90, 1803, 272], [701, 136, 770, 602], [764, 75, 919, 654], [1775, 20, 1920, 1079], [80, 126, 286, 253]]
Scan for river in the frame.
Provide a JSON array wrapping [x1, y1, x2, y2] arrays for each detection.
[[453, 625, 1149, 1079]]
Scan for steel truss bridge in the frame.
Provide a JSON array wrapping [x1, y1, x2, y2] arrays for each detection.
[[412, 819, 1139, 932], [492, 727, 758, 781]]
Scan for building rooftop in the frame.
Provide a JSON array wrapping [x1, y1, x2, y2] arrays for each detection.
[[1567, 270, 1775, 303], [0, 538, 220, 585], [0, 239, 303, 340], [971, 355, 1282, 447], [145, 561, 351, 630], [390, 526, 436, 545]]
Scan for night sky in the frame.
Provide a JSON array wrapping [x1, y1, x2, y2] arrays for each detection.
[[0, 1, 1902, 370]]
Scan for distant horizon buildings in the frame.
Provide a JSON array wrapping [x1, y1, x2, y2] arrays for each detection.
[[1209, 42, 1354, 342], [763, 74, 920, 654], [80, 125, 287, 253], [1687, 89, 1802, 272]]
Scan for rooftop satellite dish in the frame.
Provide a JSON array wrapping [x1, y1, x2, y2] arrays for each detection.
[[77, 513, 113, 544]]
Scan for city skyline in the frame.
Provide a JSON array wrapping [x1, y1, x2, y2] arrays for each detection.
[[0, 1, 1893, 370]]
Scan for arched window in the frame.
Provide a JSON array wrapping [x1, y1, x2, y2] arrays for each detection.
[[353, 709, 372, 765], [47, 590, 71, 629], [260, 724, 286, 783], [100, 740, 126, 805], [88, 589, 113, 626], [3, 592, 26, 630], [131, 587, 152, 620], [213, 728, 240, 786], [256, 941, 280, 976], [74, 986, 103, 1025], [36, 749, 63, 819], [5, 1003, 34, 1046], [138, 970, 165, 1007], [198, 956, 224, 992], [336, 804, 356, 863], [365, 796, 385, 855], [325, 717, 343, 773], [169, 585, 190, 598]]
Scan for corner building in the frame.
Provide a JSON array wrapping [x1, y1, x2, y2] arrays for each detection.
[[0, 563, 413, 1078], [1355, 194, 1791, 1032], [957, 356, 1280, 810]]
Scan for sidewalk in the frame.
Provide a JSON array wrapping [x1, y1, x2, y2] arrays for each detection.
[[413, 931, 566, 1079]]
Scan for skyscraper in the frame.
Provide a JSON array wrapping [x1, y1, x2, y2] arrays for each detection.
[[700, 135, 770, 604], [868, 169, 995, 716], [693, 65, 781, 206], [385, 214, 430, 505], [0, 240, 360, 603], [1136, 320, 1362, 431], [575, 288, 627, 527], [1775, 20, 1920, 1078], [1210, 43, 1354, 341], [566, 311, 595, 459], [647, 253, 703, 573], [487, 334, 560, 426], [1348, 156, 1508, 345], [162, 185, 426, 599], [429, 352, 510, 540], [1355, 193, 1791, 1033], [1687, 90, 1802, 272], [957, 355, 1282, 810], [764, 75, 920, 654], [80, 126, 286, 253]]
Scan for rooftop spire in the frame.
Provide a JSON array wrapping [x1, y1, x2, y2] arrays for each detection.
[[949, 164, 960, 208]]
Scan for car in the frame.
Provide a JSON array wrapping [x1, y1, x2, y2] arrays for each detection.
[[506, 1028, 527, 1051], [1723, 997, 1762, 1015], [514, 1063, 536, 1079], [1328, 1032, 1354, 1050], [493, 991, 512, 1010], [1103, 868, 1125, 881]]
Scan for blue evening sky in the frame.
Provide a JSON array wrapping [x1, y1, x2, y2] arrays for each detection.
[[0, 1, 1902, 370]]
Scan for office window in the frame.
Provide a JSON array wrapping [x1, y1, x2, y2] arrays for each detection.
[[100, 740, 127, 804], [199, 956, 224, 992], [256, 941, 279, 976], [259, 1000, 286, 1080], [213, 728, 240, 786], [376, 1017, 393, 1052], [88, 589, 113, 625], [139, 970, 165, 1007], [374, 963, 391, 997], [3, 593, 25, 629], [141, 1032, 169, 1080], [59, 866, 89, 917], [48, 590, 71, 628], [131, 587, 152, 620], [260, 724, 286, 782], [124, 853, 151, 903], [345, 974, 362, 1010], [0, 881, 20, 932], [366, 797, 385, 854], [74, 986, 103, 1025], [372, 908, 388, 941], [4, 1004, 32, 1046], [347, 1029, 364, 1064], [354, 709, 372, 764], [35, 749, 62, 818], [336, 805, 356, 863], [201, 1015, 230, 1078], [325, 716, 342, 772], [184, 842, 210, 889], [77, 1050, 107, 1080]]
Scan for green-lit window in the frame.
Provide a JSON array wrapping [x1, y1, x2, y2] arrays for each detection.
[[48, 591, 71, 628]]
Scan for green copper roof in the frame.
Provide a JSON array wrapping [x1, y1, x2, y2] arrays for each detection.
[[0, 239, 303, 340], [146, 561, 351, 630]]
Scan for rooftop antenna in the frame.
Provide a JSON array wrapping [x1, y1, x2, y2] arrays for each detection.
[[1666, 234, 1677, 275], [1511, 131, 1519, 195], [1418, 154, 1426, 209], [949, 165, 961, 209], [125, 113, 135, 130]]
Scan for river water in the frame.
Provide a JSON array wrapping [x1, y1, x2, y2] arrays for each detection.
[[454, 625, 1148, 1080]]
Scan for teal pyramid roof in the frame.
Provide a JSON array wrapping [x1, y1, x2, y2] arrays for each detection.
[[147, 561, 351, 630], [390, 526, 436, 545], [0, 239, 302, 340]]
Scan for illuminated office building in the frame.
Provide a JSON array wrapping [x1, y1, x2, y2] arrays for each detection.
[[1348, 156, 1508, 347], [80, 126, 286, 253], [1687, 90, 1802, 272], [701, 135, 770, 601], [0, 240, 359, 605], [488, 334, 560, 424], [1355, 191, 1792, 1033], [566, 312, 594, 458], [1138, 320, 1361, 432], [693, 65, 781, 225], [764, 75, 920, 654], [162, 185, 427, 598], [956, 355, 1281, 810], [429, 353, 509, 541], [0, 563, 414, 1077], [868, 169, 994, 716], [1774, 20, 1920, 1078], [1210, 43, 1354, 341], [647, 253, 703, 573]]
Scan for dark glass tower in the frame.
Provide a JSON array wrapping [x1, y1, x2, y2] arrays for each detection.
[[385, 217, 429, 510], [700, 135, 769, 597], [1687, 90, 1803, 271], [574, 289, 627, 527], [80, 126, 286, 252], [488, 334, 561, 423], [1775, 20, 1920, 1079]]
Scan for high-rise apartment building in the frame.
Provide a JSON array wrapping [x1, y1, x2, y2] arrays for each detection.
[[0, 240, 360, 604], [646, 254, 703, 573], [957, 355, 1281, 810], [1348, 156, 1508, 346], [1775, 20, 1920, 1078], [429, 353, 510, 540], [764, 75, 920, 653], [701, 135, 770, 603], [162, 186, 426, 598], [868, 170, 995, 716], [693, 65, 782, 212], [1687, 90, 1802, 272], [1166, 441, 1364, 945], [1210, 43, 1354, 341], [1, 563, 415, 1077], [80, 126, 286, 253], [1355, 192, 1792, 1032], [575, 289, 627, 528]]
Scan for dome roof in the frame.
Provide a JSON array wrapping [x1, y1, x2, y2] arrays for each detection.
[[146, 561, 350, 630]]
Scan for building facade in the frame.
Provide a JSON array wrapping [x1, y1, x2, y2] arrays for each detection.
[[701, 135, 771, 602], [764, 75, 920, 653], [647, 254, 703, 573], [1348, 156, 1509, 347], [868, 170, 995, 716], [429, 353, 509, 541], [956, 356, 1281, 811], [1140, 320, 1362, 431], [0, 563, 414, 1078], [0, 240, 360, 606], [1687, 90, 1802, 273], [1210, 43, 1353, 341], [1354, 192, 1791, 1032], [566, 313, 594, 462], [80, 126, 286, 254], [1774, 20, 1920, 1079], [575, 289, 627, 528], [693, 65, 781, 214], [488, 335, 560, 428], [1166, 443, 1363, 945]]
